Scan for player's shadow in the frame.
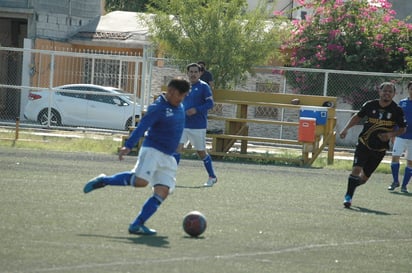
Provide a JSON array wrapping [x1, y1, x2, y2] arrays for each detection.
[[345, 206, 392, 215], [78, 234, 170, 248], [176, 185, 205, 189], [182, 235, 206, 240], [389, 191, 412, 197]]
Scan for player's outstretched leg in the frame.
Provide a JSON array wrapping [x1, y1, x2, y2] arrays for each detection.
[[83, 171, 136, 193]]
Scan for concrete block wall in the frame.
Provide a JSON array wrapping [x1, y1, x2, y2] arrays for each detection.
[[33, 0, 102, 40]]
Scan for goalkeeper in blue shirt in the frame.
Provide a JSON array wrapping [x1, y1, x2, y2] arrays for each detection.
[[83, 77, 190, 235], [175, 63, 217, 187]]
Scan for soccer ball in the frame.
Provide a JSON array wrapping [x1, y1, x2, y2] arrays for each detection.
[[182, 211, 207, 237]]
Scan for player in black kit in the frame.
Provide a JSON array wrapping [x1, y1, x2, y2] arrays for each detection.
[[339, 82, 406, 208]]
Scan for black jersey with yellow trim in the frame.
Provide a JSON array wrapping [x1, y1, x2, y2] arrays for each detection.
[[357, 100, 406, 152]]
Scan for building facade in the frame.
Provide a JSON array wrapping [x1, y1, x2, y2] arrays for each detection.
[[247, 0, 412, 21]]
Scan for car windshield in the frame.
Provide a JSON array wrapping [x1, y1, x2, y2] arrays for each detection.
[[111, 88, 137, 104]]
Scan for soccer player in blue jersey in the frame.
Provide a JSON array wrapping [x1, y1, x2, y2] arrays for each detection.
[[339, 82, 406, 208], [388, 81, 412, 193], [175, 63, 217, 187], [83, 78, 190, 235]]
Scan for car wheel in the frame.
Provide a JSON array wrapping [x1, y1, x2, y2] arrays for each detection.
[[38, 108, 62, 126]]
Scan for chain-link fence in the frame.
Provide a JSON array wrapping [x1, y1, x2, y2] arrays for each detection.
[[247, 67, 412, 151], [0, 46, 153, 132], [1, 46, 412, 151]]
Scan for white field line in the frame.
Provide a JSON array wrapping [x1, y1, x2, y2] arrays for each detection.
[[12, 237, 412, 273]]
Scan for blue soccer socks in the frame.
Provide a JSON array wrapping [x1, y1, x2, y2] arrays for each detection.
[[391, 162, 400, 184], [103, 171, 135, 186], [401, 166, 412, 187], [130, 194, 163, 227], [202, 154, 216, 179]]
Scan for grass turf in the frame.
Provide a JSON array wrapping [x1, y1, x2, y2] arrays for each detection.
[[1, 147, 411, 273]]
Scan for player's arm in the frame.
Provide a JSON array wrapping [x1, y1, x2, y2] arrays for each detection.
[[378, 108, 407, 142], [195, 86, 215, 112], [382, 108, 408, 140], [118, 147, 131, 161], [379, 126, 406, 142], [208, 80, 214, 90], [339, 113, 362, 139], [196, 96, 214, 112], [119, 105, 158, 160]]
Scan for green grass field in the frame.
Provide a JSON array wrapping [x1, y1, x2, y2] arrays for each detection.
[[1, 147, 412, 273]]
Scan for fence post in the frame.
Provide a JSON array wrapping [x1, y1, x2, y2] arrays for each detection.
[[15, 117, 20, 140], [323, 72, 329, 96], [12, 117, 20, 147]]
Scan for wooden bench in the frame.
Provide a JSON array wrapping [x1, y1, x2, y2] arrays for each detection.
[[121, 88, 337, 166], [206, 89, 337, 166]]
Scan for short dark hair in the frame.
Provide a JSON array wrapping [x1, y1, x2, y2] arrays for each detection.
[[197, 61, 206, 66], [168, 77, 190, 94], [186, 63, 201, 72], [408, 81, 412, 89]]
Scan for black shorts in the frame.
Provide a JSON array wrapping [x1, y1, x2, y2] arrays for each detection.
[[353, 142, 386, 178]]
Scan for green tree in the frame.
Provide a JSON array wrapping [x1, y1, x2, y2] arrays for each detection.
[[278, 0, 412, 108], [145, 0, 281, 89], [105, 0, 149, 12]]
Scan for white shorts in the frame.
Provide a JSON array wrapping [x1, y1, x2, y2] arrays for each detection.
[[392, 137, 412, 160], [131, 147, 177, 192], [179, 128, 206, 150]]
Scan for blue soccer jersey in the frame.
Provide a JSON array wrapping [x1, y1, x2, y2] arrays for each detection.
[[398, 98, 412, 139], [183, 80, 214, 129], [125, 94, 185, 155]]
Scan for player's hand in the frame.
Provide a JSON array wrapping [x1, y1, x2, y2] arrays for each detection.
[[186, 108, 197, 116], [118, 147, 131, 161], [339, 130, 347, 139]]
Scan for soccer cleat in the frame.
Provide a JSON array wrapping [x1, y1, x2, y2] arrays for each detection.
[[388, 182, 400, 191], [83, 174, 106, 193], [343, 195, 352, 208], [401, 187, 409, 193], [128, 224, 157, 235], [204, 177, 217, 187]]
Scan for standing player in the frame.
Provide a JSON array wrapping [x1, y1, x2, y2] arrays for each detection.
[[175, 63, 217, 187], [388, 81, 412, 193], [339, 82, 406, 208], [83, 78, 190, 235], [197, 61, 214, 89]]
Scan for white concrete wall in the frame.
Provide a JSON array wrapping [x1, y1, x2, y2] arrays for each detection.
[[33, 0, 102, 40]]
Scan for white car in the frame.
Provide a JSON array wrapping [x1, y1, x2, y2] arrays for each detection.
[[24, 84, 143, 130]]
